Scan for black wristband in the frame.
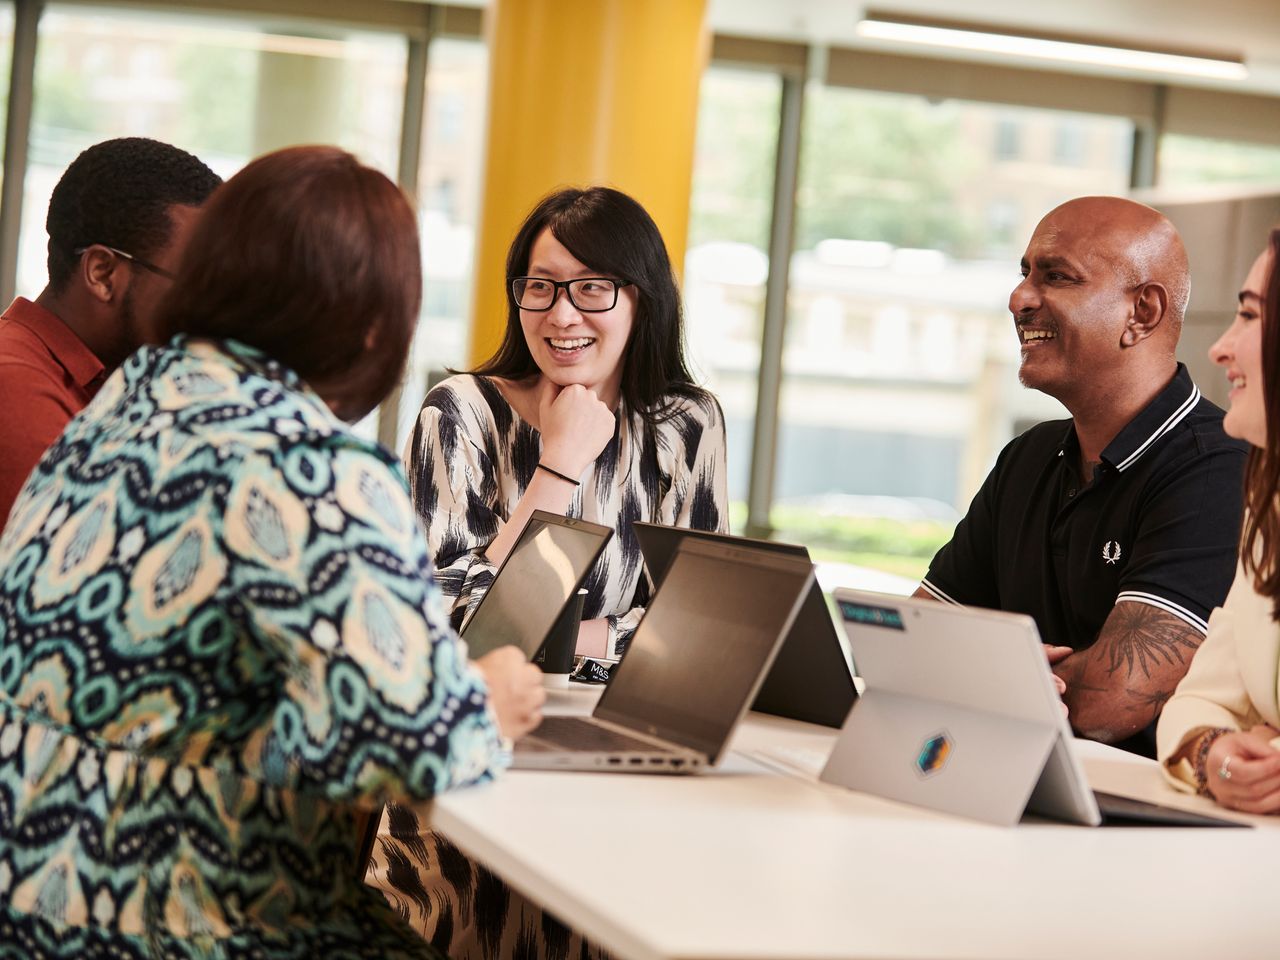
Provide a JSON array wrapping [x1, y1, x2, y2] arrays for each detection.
[[537, 462, 580, 486]]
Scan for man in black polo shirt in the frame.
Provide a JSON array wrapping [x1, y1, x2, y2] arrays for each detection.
[[918, 196, 1247, 756]]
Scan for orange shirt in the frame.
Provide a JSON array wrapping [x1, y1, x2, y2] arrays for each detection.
[[0, 297, 104, 531]]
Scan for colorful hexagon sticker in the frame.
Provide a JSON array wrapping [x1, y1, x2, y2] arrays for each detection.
[[916, 732, 952, 776]]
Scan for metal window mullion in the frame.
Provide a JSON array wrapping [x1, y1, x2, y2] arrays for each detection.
[[744, 69, 805, 538], [375, 14, 432, 453], [0, 0, 44, 308], [1130, 83, 1166, 190]]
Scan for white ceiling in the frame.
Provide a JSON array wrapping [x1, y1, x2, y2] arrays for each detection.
[[707, 0, 1280, 96]]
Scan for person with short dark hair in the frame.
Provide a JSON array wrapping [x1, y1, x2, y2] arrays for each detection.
[[0, 146, 544, 958], [1158, 229, 1280, 813], [917, 196, 1248, 757], [0, 137, 221, 532]]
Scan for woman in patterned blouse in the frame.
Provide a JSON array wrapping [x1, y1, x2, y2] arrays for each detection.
[[404, 186, 729, 658], [0, 146, 543, 959], [375, 189, 728, 957]]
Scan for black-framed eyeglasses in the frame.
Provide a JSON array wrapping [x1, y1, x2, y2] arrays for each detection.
[[510, 276, 631, 313], [72, 244, 176, 281]]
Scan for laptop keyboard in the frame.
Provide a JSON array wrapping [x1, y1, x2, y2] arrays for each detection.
[[520, 716, 678, 754]]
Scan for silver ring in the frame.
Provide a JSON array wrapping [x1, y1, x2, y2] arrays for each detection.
[[1218, 755, 1234, 780]]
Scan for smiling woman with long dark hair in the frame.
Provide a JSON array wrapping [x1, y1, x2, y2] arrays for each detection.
[[1158, 228, 1280, 814], [375, 186, 728, 959], [404, 186, 728, 659]]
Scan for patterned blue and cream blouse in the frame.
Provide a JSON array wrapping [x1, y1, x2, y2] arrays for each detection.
[[0, 337, 505, 959], [404, 374, 729, 659]]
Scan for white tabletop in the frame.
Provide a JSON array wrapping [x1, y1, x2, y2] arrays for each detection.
[[429, 687, 1277, 960]]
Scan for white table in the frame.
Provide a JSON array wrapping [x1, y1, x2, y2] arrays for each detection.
[[429, 687, 1278, 960]]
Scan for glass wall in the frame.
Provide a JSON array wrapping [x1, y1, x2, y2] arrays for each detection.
[[770, 89, 1135, 587], [1158, 134, 1280, 187], [684, 65, 781, 528], [0, 4, 12, 169], [19, 6, 407, 313], [397, 36, 488, 449]]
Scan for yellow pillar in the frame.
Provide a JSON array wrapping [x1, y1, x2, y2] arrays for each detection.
[[467, 0, 710, 365]]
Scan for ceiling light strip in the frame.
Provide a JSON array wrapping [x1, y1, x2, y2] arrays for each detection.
[[856, 20, 1248, 82]]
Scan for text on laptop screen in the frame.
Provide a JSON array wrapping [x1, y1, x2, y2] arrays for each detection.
[[597, 544, 813, 759], [461, 519, 607, 658]]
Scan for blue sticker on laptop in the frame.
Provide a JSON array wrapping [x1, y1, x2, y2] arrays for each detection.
[[838, 600, 904, 630], [916, 732, 952, 777]]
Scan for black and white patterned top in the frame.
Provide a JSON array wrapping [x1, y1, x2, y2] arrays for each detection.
[[404, 374, 729, 658]]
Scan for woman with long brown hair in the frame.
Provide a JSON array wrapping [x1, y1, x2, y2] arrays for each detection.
[[1158, 229, 1280, 813]]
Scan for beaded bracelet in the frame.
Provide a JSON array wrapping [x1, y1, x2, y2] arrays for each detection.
[[1192, 726, 1234, 797], [536, 462, 580, 486]]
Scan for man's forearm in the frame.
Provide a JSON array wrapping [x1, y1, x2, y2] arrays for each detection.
[[1054, 602, 1202, 743]]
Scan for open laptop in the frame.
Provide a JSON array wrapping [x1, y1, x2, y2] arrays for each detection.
[[633, 522, 857, 728], [460, 511, 612, 659], [513, 538, 815, 773], [819, 589, 1247, 828]]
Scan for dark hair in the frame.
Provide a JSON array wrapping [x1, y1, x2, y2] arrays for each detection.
[[471, 186, 708, 422], [154, 146, 421, 423], [1241, 228, 1280, 618], [46, 137, 221, 292]]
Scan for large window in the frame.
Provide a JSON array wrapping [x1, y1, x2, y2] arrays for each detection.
[[1159, 134, 1280, 187], [684, 65, 782, 529], [396, 37, 488, 449], [0, 4, 12, 168], [771, 88, 1135, 585], [19, 7, 407, 308]]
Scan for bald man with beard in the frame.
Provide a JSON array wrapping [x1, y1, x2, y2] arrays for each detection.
[[917, 197, 1247, 757]]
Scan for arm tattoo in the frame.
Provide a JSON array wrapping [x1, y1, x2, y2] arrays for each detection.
[[1099, 602, 1200, 680], [1059, 603, 1205, 741], [1128, 686, 1173, 712]]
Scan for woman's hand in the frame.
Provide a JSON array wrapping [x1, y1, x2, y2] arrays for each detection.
[[474, 647, 546, 740], [537, 380, 615, 479], [1205, 725, 1280, 814]]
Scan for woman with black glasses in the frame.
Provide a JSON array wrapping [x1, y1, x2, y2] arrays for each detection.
[[375, 187, 728, 958], [404, 186, 727, 661]]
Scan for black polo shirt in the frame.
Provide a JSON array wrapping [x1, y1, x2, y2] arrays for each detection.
[[923, 362, 1246, 677]]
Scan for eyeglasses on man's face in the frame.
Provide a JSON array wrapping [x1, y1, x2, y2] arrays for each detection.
[[510, 276, 632, 313], [73, 244, 176, 281]]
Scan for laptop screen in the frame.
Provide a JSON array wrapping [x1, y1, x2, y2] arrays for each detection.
[[596, 539, 813, 762], [632, 521, 808, 587], [461, 512, 611, 659]]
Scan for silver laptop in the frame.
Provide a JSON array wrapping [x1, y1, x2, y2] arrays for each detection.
[[461, 511, 612, 659], [820, 590, 1246, 828], [514, 538, 815, 773]]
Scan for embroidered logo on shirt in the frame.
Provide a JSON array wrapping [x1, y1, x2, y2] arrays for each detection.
[[1102, 541, 1122, 565]]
